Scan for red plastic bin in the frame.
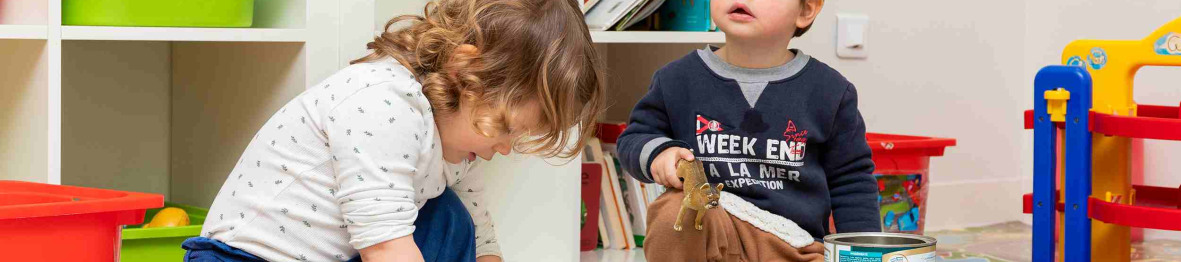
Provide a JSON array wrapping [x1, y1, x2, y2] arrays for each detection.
[[0, 180, 163, 261], [864, 133, 956, 234]]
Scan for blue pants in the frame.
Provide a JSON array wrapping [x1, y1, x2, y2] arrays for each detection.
[[182, 188, 477, 262]]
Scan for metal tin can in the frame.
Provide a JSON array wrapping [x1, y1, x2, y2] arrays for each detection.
[[823, 232, 937, 262]]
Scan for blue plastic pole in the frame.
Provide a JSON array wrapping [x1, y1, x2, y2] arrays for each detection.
[[1033, 65, 1093, 262]]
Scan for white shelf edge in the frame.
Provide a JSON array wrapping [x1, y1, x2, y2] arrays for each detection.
[[0, 25, 49, 40], [591, 31, 724, 44], [61, 26, 306, 42]]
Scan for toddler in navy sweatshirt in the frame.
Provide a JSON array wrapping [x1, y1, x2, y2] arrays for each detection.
[[618, 0, 881, 260]]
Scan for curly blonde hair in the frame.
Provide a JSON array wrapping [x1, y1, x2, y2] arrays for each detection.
[[352, 0, 606, 159]]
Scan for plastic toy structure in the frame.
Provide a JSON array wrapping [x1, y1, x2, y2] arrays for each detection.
[[1021, 17, 1181, 262]]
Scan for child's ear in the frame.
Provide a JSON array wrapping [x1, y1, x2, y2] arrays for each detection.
[[455, 44, 480, 57], [796, 0, 824, 34]]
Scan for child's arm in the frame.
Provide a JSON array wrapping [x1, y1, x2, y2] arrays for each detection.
[[824, 85, 882, 233], [451, 160, 502, 261], [327, 85, 429, 260], [618, 74, 693, 185]]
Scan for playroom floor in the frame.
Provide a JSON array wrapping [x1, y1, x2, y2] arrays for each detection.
[[580, 221, 1181, 262]]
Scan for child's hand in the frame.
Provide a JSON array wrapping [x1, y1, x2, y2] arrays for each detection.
[[650, 147, 694, 189], [788, 242, 825, 262], [360, 236, 424, 262]]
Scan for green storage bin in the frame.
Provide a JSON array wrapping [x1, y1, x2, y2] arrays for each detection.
[[120, 202, 208, 262], [63, 0, 254, 27]]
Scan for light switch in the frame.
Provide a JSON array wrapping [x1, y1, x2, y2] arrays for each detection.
[[837, 14, 869, 59]]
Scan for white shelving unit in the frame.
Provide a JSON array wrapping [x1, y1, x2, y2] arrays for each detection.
[[0, 1, 339, 206], [1, 1, 50, 184], [591, 31, 724, 44], [0, 25, 48, 39], [60, 26, 306, 42]]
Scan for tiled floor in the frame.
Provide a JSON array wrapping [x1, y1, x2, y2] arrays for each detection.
[[580, 221, 1181, 262], [927, 221, 1181, 262]]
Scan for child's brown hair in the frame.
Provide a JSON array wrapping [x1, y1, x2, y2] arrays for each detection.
[[353, 0, 606, 159]]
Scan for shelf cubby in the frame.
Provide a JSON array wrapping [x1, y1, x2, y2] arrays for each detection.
[[61, 40, 307, 206]]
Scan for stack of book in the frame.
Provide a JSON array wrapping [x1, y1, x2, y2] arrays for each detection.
[[580, 122, 668, 251], [580, 0, 714, 32]]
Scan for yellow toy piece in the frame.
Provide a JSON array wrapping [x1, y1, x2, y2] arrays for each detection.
[[1044, 89, 1070, 122], [1057, 16, 1181, 262], [143, 207, 190, 228]]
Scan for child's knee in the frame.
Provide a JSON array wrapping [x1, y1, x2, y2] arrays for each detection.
[[416, 188, 475, 237], [644, 191, 740, 261], [643, 191, 706, 249], [645, 191, 683, 231], [434, 189, 472, 219]]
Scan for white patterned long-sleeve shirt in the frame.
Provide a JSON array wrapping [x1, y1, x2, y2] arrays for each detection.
[[201, 59, 500, 261]]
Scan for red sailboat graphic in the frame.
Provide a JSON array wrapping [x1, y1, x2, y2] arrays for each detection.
[[696, 115, 724, 135]]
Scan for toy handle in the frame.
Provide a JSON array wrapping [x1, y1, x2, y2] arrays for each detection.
[[1133, 26, 1181, 67], [1134, 50, 1181, 68]]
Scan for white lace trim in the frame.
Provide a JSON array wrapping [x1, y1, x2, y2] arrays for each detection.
[[719, 191, 814, 248]]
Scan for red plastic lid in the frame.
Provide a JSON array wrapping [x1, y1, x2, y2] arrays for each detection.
[[866, 133, 956, 157], [0, 180, 163, 220]]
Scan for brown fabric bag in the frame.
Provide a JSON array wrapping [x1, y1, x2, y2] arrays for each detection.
[[643, 190, 824, 262]]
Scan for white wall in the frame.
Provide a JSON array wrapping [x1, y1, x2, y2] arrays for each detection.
[[786, 0, 1029, 231], [699, 1, 1181, 235], [1023, 0, 1181, 240], [479, 154, 581, 262]]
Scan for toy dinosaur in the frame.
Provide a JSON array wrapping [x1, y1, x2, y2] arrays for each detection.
[[674, 159, 724, 231]]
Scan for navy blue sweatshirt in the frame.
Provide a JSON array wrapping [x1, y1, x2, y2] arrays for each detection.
[[618, 49, 881, 240]]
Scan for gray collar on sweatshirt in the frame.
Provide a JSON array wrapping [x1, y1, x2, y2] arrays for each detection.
[[697, 45, 810, 82], [696, 45, 810, 107]]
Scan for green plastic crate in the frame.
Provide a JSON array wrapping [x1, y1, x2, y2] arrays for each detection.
[[120, 202, 208, 262], [63, 0, 254, 27]]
